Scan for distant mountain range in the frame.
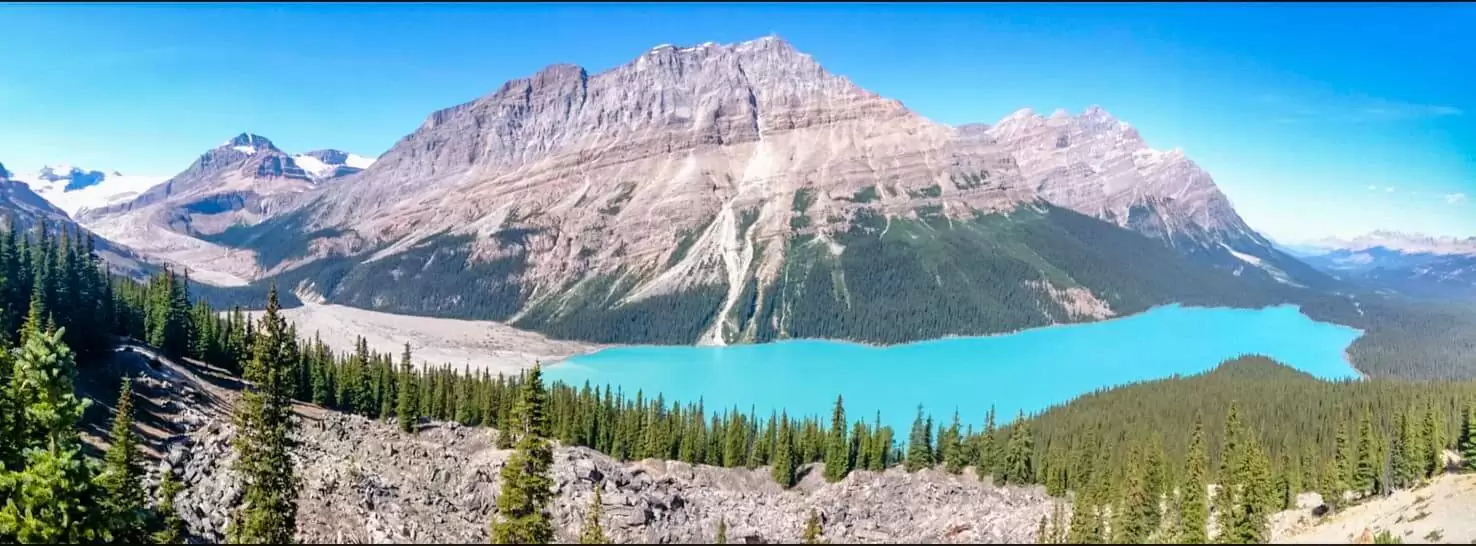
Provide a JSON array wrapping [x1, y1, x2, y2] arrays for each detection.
[[1296, 231, 1476, 301], [63, 36, 1350, 347], [0, 162, 153, 277]]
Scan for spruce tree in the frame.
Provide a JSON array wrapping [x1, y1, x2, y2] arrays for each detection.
[[823, 395, 849, 482], [0, 327, 106, 543], [1002, 413, 1034, 485], [397, 342, 417, 434], [153, 470, 186, 544], [490, 364, 555, 544], [577, 486, 608, 544], [1112, 445, 1154, 544], [1423, 407, 1444, 478], [943, 411, 968, 475], [771, 414, 797, 488], [716, 517, 727, 544], [1461, 403, 1476, 471], [97, 378, 148, 543], [228, 286, 299, 544], [802, 509, 822, 544], [905, 405, 932, 472], [1355, 408, 1378, 496], [1393, 409, 1421, 488], [1036, 515, 1049, 544]]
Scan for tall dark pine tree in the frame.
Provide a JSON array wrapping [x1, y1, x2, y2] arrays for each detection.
[[397, 342, 417, 434], [1001, 412, 1033, 486], [772, 413, 797, 488], [228, 286, 299, 544], [823, 395, 850, 482], [490, 364, 555, 544], [97, 378, 148, 543], [905, 405, 933, 472]]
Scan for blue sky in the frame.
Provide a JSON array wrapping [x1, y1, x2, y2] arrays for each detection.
[[2, 3, 1472, 241]]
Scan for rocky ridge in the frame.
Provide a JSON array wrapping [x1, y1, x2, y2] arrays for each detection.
[[111, 343, 1055, 544]]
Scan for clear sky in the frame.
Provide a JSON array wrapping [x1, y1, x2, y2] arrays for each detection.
[[2, 3, 1473, 241]]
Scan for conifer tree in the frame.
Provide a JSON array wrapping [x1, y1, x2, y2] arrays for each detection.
[[397, 342, 417, 434], [1461, 404, 1476, 471], [97, 378, 148, 543], [491, 364, 555, 544], [1355, 408, 1378, 496], [1334, 419, 1353, 488], [823, 395, 850, 482], [1036, 515, 1049, 544], [1112, 444, 1155, 544], [905, 405, 932, 472], [772, 414, 797, 488], [1002, 413, 1034, 485], [1423, 407, 1444, 478], [0, 327, 106, 543], [153, 470, 187, 544], [1393, 409, 1421, 488], [1066, 497, 1101, 544], [228, 286, 299, 544], [943, 411, 968, 475], [802, 509, 822, 544], [716, 517, 727, 544], [577, 486, 608, 544]]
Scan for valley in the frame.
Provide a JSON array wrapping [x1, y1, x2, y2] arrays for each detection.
[[2, 4, 1473, 543]]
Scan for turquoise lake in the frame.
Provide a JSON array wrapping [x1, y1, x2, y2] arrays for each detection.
[[544, 304, 1363, 434]]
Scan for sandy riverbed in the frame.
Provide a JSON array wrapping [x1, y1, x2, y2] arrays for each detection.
[[243, 301, 603, 375]]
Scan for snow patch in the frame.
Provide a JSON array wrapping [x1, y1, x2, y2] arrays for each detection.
[[345, 154, 375, 169], [233, 146, 258, 155], [293, 155, 333, 178]]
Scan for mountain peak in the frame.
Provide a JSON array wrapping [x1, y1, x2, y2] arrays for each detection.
[[0, 162, 10, 180], [222, 132, 278, 154]]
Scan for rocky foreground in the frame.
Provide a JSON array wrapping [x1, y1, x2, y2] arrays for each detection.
[[98, 345, 1054, 544]]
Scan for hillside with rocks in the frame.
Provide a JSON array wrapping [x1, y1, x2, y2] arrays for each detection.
[[83, 341, 1054, 544]]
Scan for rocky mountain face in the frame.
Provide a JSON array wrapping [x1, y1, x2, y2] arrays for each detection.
[[76, 134, 374, 286], [89, 37, 1332, 343], [1310, 230, 1476, 256]]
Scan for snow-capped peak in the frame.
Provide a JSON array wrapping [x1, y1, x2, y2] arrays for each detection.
[[292, 149, 377, 180], [11, 163, 167, 217]]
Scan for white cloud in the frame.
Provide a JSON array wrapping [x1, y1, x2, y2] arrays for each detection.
[[1446, 193, 1469, 205], [1258, 92, 1463, 124], [1385, 186, 1396, 193], [1366, 185, 1378, 191]]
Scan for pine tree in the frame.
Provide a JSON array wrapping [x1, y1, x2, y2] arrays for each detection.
[[97, 378, 148, 542], [228, 286, 299, 544], [1112, 445, 1155, 544], [577, 485, 608, 544], [153, 470, 186, 544], [772, 414, 797, 488], [943, 411, 968, 475], [1334, 419, 1353, 488], [1423, 407, 1444, 478], [1393, 409, 1421, 488], [490, 363, 555, 544], [0, 327, 106, 543], [1461, 403, 1476, 471], [905, 405, 933, 472], [397, 343, 417, 434], [1036, 515, 1049, 544], [1067, 497, 1101, 544], [1002, 413, 1034, 485], [802, 509, 822, 544], [823, 395, 850, 482], [716, 517, 727, 545], [1355, 408, 1378, 496]]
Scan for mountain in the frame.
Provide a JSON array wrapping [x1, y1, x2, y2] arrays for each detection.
[[76, 133, 374, 286], [1299, 231, 1476, 300], [88, 37, 1338, 345], [292, 149, 376, 180], [0, 161, 153, 277], [12, 163, 168, 217]]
